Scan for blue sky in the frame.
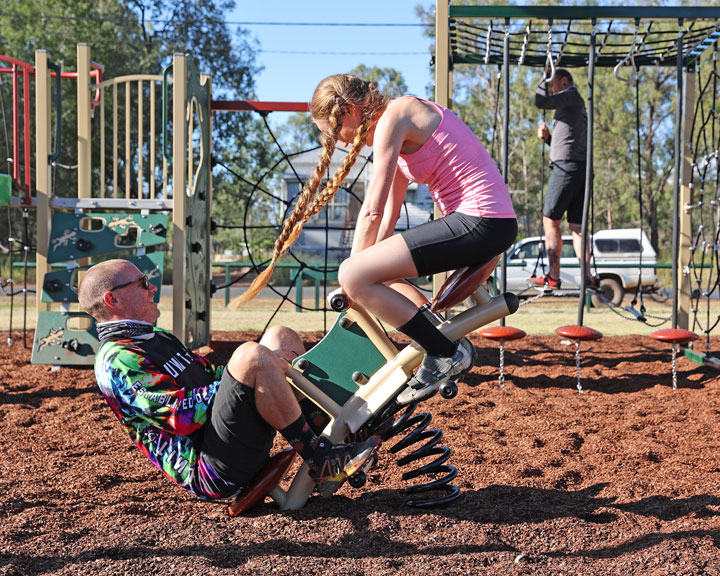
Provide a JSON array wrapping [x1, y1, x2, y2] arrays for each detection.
[[227, 1, 436, 103]]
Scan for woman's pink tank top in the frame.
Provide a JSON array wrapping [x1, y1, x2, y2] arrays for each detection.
[[394, 97, 515, 218]]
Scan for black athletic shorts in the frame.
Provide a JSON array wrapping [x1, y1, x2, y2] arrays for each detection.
[[400, 212, 518, 277], [200, 369, 276, 498], [544, 160, 587, 224]]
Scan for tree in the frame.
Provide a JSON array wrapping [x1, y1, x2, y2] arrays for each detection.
[[276, 114, 322, 155], [276, 65, 410, 154], [347, 64, 408, 97], [415, 1, 686, 259], [0, 0, 276, 260]]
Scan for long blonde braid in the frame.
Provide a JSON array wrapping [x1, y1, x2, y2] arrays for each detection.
[[230, 75, 387, 308], [303, 113, 374, 222]]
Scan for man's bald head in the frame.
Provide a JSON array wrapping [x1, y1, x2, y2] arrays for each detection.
[[78, 259, 140, 321]]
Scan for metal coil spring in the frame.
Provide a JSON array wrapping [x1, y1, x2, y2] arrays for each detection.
[[368, 400, 461, 508]]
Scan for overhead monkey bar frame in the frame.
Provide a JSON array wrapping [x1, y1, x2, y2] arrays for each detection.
[[435, 3, 720, 330], [448, 5, 720, 68]]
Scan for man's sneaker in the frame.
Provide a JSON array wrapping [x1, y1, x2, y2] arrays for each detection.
[[308, 435, 381, 489], [397, 337, 476, 405], [586, 275, 600, 290], [529, 274, 562, 289]]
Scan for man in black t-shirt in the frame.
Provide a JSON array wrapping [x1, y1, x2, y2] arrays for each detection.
[[531, 68, 598, 291]]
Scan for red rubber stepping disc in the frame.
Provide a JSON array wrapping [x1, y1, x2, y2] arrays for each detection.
[[555, 325, 603, 341], [478, 326, 526, 341], [649, 328, 698, 345]]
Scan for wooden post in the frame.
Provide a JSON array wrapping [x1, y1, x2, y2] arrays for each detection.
[[172, 54, 188, 341], [77, 44, 91, 198], [433, 0, 452, 297], [435, 0, 450, 108], [34, 50, 51, 314]]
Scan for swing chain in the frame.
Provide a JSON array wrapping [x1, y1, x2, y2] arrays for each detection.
[[484, 20, 493, 65], [542, 23, 556, 84], [594, 290, 671, 328], [518, 288, 550, 307], [614, 19, 640, 83], [518, 21, 532, 66]]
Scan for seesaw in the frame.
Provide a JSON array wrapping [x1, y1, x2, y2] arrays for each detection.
[[228, 254, 519, 516]]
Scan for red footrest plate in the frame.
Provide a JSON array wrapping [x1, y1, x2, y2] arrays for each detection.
[[478, 326, 526, 342], [649, 328, 698, 345], [555, 325, 603, 341]]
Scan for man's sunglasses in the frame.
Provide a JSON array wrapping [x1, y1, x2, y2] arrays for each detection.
[[109, 274, 151, 292]]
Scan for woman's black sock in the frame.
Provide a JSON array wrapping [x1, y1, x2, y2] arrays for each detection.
[[397, 309, 456, 357]]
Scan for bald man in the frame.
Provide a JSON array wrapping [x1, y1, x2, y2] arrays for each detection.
[[531, 68, 598, 291], [79, 259, 380, 501]]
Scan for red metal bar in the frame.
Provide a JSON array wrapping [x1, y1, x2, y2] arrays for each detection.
[[12, 63, 19, 187], [0, 54, 105, 204], [22, 65, 31, 203], [2, 55, 34, 204], [0, 54, 35, 74], [59, 62, 104, 108], [211, 100, 309, 113]]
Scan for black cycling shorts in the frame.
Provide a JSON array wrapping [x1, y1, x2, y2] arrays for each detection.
[[400, 212, 518, 277], [544, 160, 587, 224], [200, 369, 276, 498]]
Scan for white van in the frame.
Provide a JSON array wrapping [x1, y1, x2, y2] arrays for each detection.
[[495, 228, 662, 305]]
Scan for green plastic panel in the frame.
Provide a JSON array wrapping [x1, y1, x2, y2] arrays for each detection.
[[292, 313, 387, 406], [31, 311, 100, 366], [0, 174, 11, 206], [183, 57, 212, 350], [47, 212, 168, 263], [41, 252, 165, 303]]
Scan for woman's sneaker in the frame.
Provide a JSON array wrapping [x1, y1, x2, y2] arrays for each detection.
[[308, 435, 382, 492], [397, 338, 476, 405]]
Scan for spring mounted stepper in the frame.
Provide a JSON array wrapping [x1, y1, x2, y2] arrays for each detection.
[[367, 399, 461, 508]]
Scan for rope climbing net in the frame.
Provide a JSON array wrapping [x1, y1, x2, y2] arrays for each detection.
[[687, 41, 720, 353], [212, 105, 432, 336]]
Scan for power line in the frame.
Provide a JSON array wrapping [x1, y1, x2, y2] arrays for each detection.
[[227, 21, 431, 27], [0, 13, 430, 27], [259, 50, 428, 56]]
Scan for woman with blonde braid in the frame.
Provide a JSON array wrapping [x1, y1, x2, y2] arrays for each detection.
[[241, 74, 517, 405]]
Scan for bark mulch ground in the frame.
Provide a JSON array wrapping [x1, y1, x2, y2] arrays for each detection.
[[2, 330, 720, 575]]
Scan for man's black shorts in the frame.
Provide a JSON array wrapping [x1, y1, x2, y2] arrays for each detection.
[[200, 369, 275, 498], [544, 161, 587, 224]]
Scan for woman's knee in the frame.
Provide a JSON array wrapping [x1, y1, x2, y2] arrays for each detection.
[[338, 258, 365, 298]]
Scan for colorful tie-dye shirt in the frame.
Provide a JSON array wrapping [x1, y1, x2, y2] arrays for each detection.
[[94, 328, 228, 499]]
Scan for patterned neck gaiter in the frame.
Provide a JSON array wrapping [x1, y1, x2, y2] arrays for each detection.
[[97, 320, 154, 343]]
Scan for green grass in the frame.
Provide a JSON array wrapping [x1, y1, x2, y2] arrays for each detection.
[[2, 289, 707, 338]]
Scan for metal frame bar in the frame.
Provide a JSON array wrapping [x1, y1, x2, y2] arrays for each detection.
[[672, 22, 685, 329], [577, 21, 597, 327], [449, 6, 720, 21], [436, 3, 714, 331]]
